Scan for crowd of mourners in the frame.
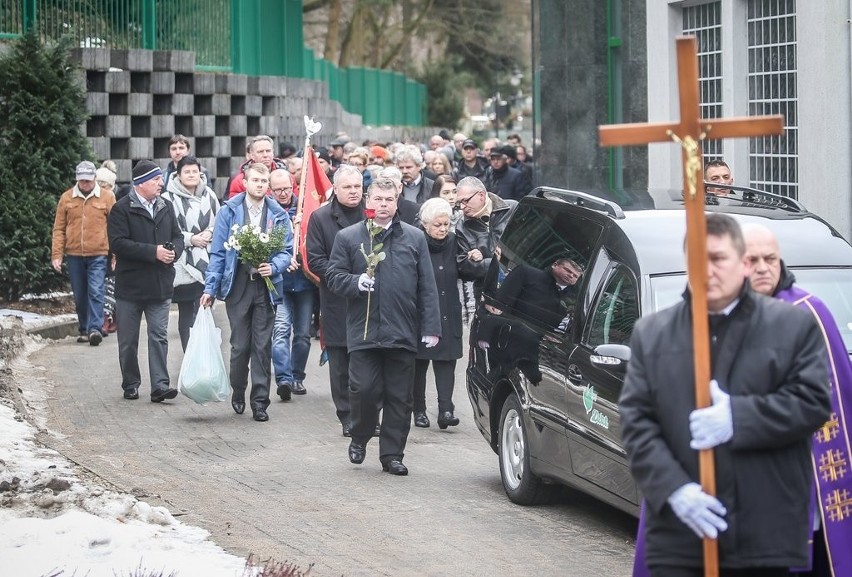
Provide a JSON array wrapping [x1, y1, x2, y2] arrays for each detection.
[[51, 129, 535, 474]]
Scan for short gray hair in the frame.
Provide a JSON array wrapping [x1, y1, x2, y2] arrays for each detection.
[[394, 144, 423, 166], [333, 163, 362, 185], [419, 197, 453, 226], [457, 176, 486, 194]]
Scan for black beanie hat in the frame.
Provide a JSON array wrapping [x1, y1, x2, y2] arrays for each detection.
[[132, 160, 163, 185]]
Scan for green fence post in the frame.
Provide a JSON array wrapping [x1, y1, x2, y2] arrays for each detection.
[[142, 0, 156, 50], [22, 0, 36, 33]]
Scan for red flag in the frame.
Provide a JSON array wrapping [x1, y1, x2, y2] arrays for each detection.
[[297, 146, 333, 284]]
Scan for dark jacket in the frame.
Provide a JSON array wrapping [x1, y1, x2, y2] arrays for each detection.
[[484, 165, 532, 201], [397, 197, 420, 226], [416, 231, 463, 361], [453, 156, 489, 181], [108, 192, 184, 302], [306, 197, 366, 347], [619, 287, 831, 570], [401, 176, 435, 204], [325, 216, 441, 353], [455, 193, 517, 285]]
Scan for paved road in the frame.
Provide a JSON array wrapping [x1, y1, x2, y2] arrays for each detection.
[[27, 306, 637, 576]]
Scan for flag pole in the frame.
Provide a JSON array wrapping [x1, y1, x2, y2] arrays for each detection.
[[293, 116, 322, 262]]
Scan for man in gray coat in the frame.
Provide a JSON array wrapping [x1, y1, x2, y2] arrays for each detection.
[[326, 178, 441, 476], [620, 213, 831, 576]]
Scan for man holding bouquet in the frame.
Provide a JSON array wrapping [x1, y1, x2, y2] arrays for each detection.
[[326, 178, 441, 475], [201, 163, 292, 422]]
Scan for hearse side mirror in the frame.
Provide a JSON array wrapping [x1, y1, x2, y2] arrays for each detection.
[[590, 344, 631, 371]]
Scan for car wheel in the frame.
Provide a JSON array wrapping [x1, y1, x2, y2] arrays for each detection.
[[498, 394, 556, 505]]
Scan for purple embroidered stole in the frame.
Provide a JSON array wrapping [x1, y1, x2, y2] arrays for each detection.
[[778, 286, 852, 577]]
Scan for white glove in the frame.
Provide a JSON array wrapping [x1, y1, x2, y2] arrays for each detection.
[[358, 273, 375, 292], [667, 482, 728, 539], [422, 335, 439, 348], [689, 379, 733, 450], [477, 340, 490, 349]]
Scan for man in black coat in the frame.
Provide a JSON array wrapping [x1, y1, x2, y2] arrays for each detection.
[[306, 165, 365, 436], [620, 214, 831, 576], [454, 177, 517, 299], [484, 145, 532, 201], [108, 160, 184, 403], [326, 178, 441, 476]]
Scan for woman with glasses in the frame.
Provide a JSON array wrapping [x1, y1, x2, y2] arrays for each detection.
[[412, 198, 463, 430], [162, 156, 220, 351]]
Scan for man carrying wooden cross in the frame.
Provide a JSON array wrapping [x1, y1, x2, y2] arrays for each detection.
[[619, 213, 831, 576]]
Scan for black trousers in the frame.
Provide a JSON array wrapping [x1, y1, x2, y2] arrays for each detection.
[[325, 345, 351, 425], [651, 567, 788, 577], [225, 273, 274, 412], [413, 358, 456, 413], [349, 348, 415, 463]]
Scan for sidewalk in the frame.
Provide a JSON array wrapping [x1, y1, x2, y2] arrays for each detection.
[[11, 305, 636, 576]]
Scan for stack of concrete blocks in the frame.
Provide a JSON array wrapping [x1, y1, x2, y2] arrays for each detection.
[[72, 47, 435, 198]]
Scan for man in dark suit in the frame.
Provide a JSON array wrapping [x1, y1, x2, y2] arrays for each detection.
[[201, 163, 292, 422], [620, 213, 830, 576], [306, 165, 365, 436], [108, 160, 184, 402], [326, 178, 442, 476]]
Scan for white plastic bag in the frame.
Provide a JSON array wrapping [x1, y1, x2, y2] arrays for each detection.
[[178, 307, 230, 404]]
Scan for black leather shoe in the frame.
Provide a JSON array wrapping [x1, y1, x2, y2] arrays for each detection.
[[231, 393, 245, 415], [123, 388, 139, 400], [276, 382, 292, 402], [414, 411, 430, 428], [437, 411, 460, 429], [373, 424, 381, 437], [291, 381, 306, 395], [342, 422, 352, 437], [382, 460, 408, 476], [151, 388, 178, 403], [253, 408, 269, 422], [348, 441, 366, 464]]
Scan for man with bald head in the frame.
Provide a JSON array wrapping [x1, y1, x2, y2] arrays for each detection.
[[743, 223, 852, 577]]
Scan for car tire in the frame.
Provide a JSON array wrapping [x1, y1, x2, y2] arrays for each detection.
[[498, 393, 556, 505]]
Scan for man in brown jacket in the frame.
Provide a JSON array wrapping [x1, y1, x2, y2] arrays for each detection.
[[52, 161, 116, 345]]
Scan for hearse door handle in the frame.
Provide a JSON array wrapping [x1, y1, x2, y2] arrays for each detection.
[[567, 364, 583, 383]]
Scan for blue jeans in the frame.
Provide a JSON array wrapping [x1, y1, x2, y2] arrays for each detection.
[[66, 255, 107, 334], [272, 289, 315, 384]]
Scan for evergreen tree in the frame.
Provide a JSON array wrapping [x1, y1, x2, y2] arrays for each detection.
[[417, 58, 464, 129], [0, 31, 93, 301]]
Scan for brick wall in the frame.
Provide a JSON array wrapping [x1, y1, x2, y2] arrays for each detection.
[[71, 47, 435, 198]]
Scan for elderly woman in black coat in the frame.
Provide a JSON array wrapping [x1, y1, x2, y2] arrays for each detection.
[[413, 198, 464, 429]]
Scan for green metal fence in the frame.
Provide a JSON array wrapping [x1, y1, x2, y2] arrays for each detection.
[[1, 0, 426, 126]]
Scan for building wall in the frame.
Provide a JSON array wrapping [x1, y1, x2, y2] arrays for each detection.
[[646, 0, 852, 239], [71, 47, 436, 198], [533, 0, 648, 197]]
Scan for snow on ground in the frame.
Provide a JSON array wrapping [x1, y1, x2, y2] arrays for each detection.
[[0, 384, 252, 577]]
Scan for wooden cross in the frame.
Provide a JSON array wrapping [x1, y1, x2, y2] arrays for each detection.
[[599, 36, 784, 576]]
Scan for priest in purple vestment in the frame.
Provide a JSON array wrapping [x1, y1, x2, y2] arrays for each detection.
[[744, 224, 852, 577]]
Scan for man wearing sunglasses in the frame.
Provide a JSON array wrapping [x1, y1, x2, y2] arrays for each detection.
[[454, 177, 517, 299]]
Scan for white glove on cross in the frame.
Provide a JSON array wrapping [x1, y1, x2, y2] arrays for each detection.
[[358, 273, 375, 292], [689, 379, 733, 450], [667, 482, 728, 539]]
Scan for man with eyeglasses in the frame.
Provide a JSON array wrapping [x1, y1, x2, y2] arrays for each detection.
[[269, 169, 315, 398], [227, 134, 288, 199], [326, 178, 441, 476], [454, 176, 517, 299]]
